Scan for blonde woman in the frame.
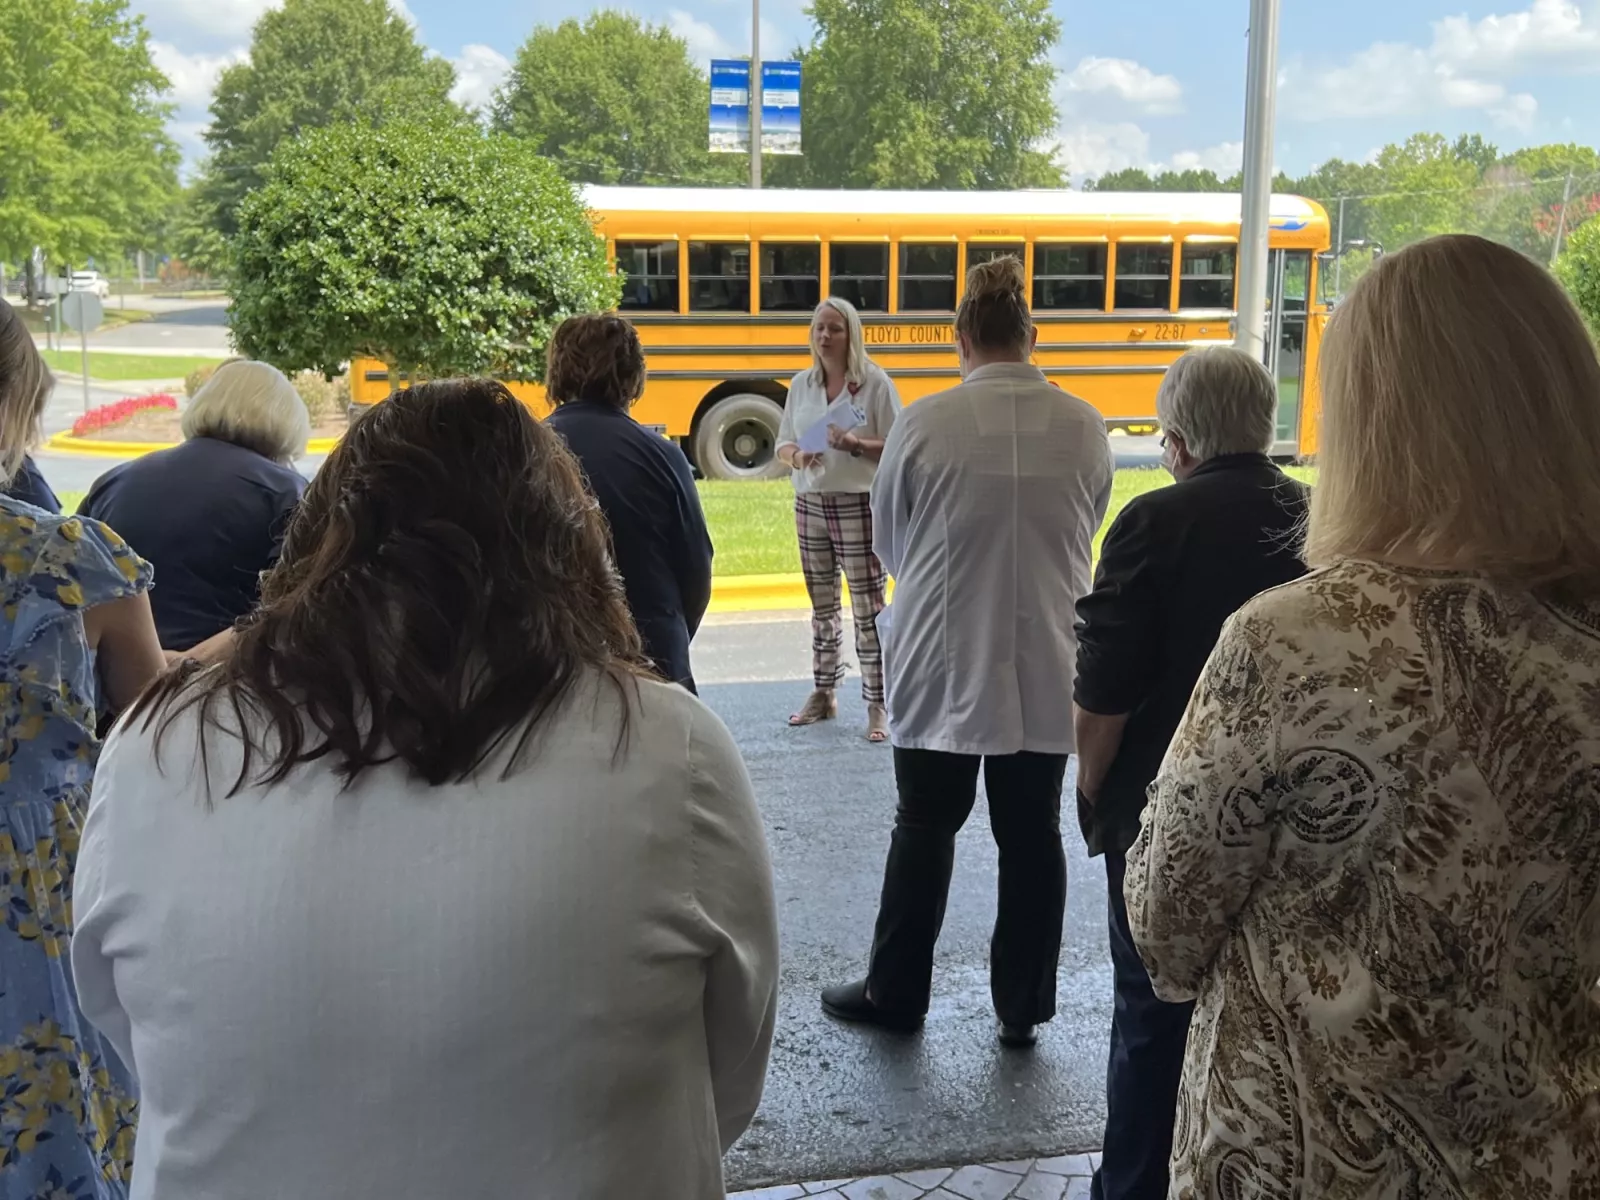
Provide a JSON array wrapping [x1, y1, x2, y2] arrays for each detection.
[[1128, 235, 1600, 1196], [0, 299, 165, 1196], [776, 297, 902, 741], [80, 359, 308, 649]]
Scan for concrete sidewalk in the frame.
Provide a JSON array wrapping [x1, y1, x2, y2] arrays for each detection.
[[733, 1154, 1098, 1199]]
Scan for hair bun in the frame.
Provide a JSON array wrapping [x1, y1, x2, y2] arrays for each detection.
[[966, 255, 1026, 300]]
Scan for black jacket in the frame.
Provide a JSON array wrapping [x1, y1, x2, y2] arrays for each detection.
[[5, 455, 60, 513], [546, 402, 713, 692], [1074, 454, 1309, 856]]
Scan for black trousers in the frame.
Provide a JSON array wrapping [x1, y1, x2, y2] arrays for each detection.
[[865, 747, 1069, 1027], [1091, 851, 1196, 1200]]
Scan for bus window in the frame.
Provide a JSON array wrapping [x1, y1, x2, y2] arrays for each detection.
[[689, 242, 750, 312], [1179, 242, 1236, 310], [967, 243, 1024, 272], [828, 243, 888, 312], [616, 240, 680, 312], [899, 243, 957, 311], [1032, 243, 1106, 310], [760, 243, 821, 311], [1114, 244, 1174, 311]]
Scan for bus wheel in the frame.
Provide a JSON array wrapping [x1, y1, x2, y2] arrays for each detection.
[[693, 393, 786, 481]]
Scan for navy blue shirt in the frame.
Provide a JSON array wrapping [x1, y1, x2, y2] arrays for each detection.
[[1074, 454, 1309, 857], [545, 402, 713, 692], [5, 456, 61, 513], [80, 437, 306, 650]]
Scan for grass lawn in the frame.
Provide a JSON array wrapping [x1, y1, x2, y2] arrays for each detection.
[[16, 306, 153, 336], [700, 465, 1316, 577], [41, 350, 224, 382]]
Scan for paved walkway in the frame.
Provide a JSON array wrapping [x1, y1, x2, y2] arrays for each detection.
[[733, 1155, 1099, 1199]]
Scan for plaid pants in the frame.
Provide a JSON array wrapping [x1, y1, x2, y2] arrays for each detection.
[[795, 491, 888, 703]]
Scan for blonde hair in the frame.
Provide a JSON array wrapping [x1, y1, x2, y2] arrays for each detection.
[[1308, 234, 1600, 587], [0, 303, 52, 485], [182, 359, 312, 464], [956, 256, 1031, 354], [808, 297, 867, 386]]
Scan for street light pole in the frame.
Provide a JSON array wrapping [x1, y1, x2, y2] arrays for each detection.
[[750, 0, 762, 189], [1235, 0, 1281, 362]]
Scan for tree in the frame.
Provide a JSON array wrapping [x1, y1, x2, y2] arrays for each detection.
[[0, 0, 179, 273], [1089, 167, 1251, 192], [1556, 215, 1600, 336], [772, 0, 1064, 189], [230, 118, 618, 381], [493, 12, 739, 186], [195, 0, 459, 244]]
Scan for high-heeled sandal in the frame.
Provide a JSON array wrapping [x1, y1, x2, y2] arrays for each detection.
[[788, 688, 838, 726], [866, 704, 889, 743]]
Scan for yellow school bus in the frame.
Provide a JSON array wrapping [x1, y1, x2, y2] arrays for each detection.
[[351, 187, 1331, 477]]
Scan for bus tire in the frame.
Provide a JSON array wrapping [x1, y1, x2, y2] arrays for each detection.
[[692, 393, 787, 481]]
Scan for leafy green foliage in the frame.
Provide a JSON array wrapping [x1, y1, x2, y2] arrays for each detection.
[[1556, 216, 1600, 337], [229, 118, 619, 381], [770, 0, 1063, 189], [0, 0, 179, 264], [493, 12, 740, 186], [194, 0, 460, 244]]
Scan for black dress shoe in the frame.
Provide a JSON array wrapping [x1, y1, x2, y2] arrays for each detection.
[[820, 979, 924, 1032], [998, 1022, 1037, 1048]]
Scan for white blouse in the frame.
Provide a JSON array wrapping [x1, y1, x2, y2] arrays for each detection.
[[72, 672, 779, 1200], [776, 360, 903, 494], [872, 363, 1114, 756]]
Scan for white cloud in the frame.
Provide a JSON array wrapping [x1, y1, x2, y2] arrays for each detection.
[[150, 40, 245, 113], [131, 0, 276, 42], [1165, 141, 1244, 175], [1062, 57, 1183, 116], [449, 44, 511, 110], [1433, 0, 1600, 74], [667, 8, 786, 68], [1055, 122, 1152, 181], [1284, 1, 1600, 127]]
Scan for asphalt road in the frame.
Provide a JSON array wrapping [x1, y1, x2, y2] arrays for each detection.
[[694, 618, 1109, 1190]]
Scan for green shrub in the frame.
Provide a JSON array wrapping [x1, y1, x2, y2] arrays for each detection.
[[184, 362, 220, 397], [292, 371, 349, 423], [1556, 215, 1600, 337]]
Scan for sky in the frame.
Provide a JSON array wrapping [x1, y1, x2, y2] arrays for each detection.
[[131, 0, 1600, 182]]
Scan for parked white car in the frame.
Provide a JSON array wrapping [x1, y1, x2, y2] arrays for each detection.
[[70, 270, 111, 299]]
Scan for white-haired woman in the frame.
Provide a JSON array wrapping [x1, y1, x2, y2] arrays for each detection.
[[776, 297, 902, 741], [80, 359, 310, 650], [1128, 235, 1600, 1195]]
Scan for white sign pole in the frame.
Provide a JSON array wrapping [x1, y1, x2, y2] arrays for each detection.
[[1235, 0, 1281, 362], [750, 0, 762, 189]]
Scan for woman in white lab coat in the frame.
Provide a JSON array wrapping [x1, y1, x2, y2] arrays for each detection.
[[821, 257, 1113, 1047], [775, 297, 903, 742]]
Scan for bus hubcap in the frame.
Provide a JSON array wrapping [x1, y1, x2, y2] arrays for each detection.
[[724, 419, 772, 469]]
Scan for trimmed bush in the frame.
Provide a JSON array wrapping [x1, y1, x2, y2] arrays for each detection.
[[292, 371, 350, 423], [184, 362, 220, 397]]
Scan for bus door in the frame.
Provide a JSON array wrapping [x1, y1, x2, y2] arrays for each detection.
[[1266, 249, 1311, 456]]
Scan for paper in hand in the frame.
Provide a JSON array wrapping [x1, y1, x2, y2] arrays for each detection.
[[797, 398, 867, 454]]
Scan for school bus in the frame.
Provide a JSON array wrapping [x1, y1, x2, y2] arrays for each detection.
[[351, 187, 1332, 477]]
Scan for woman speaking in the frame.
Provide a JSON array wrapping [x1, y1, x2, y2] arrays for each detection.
[[775, 297, 902, 742]]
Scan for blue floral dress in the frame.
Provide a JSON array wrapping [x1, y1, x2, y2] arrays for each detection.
[[0, 497, 150, 1199]]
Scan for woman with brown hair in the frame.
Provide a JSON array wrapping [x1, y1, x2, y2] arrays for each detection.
[[544, 314, 713, 693], [1129, 235, 1600, 1196], [70, 380, 779, 1199], [821, 257, 1113, 1047]]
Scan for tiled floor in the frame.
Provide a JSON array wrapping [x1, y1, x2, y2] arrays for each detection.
[[731, 1154, 1100, 1200]]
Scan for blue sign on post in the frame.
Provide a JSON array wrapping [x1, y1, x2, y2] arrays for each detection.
[[709, 60, 750, 154], [760, 61, 802, 155]]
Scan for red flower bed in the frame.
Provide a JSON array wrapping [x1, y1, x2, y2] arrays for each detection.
[[71, 393, 179, 438]]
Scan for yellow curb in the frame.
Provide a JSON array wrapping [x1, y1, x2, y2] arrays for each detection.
[[45, 433, 343, 457], [709, 573, 894, 614]]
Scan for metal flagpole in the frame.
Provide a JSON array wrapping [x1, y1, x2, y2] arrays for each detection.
[[1551, 168, 1575, 266], [1235, 0, 1281, 362], [750, 0, 762, 189]]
